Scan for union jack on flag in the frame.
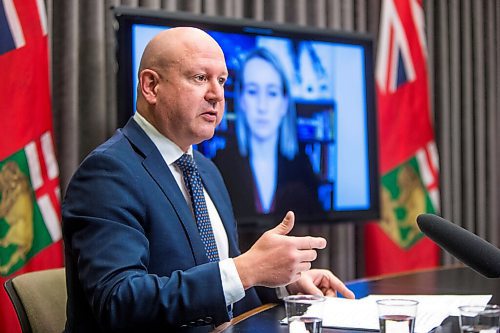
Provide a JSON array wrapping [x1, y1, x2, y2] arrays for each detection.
[[0, 0, 25, 54], [0, 0, 47, 55]]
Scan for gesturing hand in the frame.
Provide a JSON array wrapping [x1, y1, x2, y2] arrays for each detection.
[[286, 269, 355, 299], [234, 211, 327, 289]]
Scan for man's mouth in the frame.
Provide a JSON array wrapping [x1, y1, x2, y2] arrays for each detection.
[[201, 110, 218, 121]]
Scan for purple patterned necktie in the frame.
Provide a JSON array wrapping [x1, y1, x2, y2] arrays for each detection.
[[175, 154, 219, 262]]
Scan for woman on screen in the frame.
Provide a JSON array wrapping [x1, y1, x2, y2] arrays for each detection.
[[214, 47, 321, 219]]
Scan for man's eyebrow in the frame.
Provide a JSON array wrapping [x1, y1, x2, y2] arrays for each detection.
[[187, 69, 229, 78]]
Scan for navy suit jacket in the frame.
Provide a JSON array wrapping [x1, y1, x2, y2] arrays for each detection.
[[62, 119, 274, 333]]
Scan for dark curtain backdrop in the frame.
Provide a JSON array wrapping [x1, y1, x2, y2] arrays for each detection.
[[47, 0, 500, 280]]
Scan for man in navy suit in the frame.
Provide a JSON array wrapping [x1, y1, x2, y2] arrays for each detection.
[[62, 27, 354, 333]]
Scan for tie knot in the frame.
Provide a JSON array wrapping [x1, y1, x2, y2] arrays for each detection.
[[175, 153, 197, 173]]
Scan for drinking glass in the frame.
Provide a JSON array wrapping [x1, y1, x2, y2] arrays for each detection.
[[284, 295, 326, 333], [376, 299, 418, 333]]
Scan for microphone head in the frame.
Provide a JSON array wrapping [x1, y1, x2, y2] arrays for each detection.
[[417, 213, 500, 278]]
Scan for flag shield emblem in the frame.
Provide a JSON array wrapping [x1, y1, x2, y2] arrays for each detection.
[[380, 157, 435, 249], [0, 150, 53, 276]]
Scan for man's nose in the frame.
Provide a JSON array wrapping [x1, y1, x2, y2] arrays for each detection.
[[206, 80, 224, 102]]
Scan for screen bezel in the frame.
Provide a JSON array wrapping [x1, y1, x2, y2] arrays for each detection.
[[113, 6, 380, 225]]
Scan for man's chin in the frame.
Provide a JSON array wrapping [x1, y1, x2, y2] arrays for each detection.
[[194, 130, 217, 145]]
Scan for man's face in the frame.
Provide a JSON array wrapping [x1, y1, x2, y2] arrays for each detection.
[[153, 45, 228, 151]]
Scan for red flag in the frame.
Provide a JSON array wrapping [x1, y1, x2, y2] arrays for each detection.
[[364, 0, 440, 276], [0, 0, 63, 331]]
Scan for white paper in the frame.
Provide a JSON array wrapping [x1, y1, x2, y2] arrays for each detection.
[[281, 294, 492, 333]]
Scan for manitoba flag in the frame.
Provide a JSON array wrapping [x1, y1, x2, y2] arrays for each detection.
[[364, 0, 440, 276], [0, 0, 63, 332]]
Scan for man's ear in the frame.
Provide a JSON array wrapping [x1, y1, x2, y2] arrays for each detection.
[[139, 69, 160, 104]]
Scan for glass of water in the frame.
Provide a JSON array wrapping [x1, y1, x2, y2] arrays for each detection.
[[376, 299, 418, 333], [284, 295, 326, 333], [458, 304, 500, 333]]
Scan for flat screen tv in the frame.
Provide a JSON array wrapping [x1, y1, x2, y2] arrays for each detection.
[[114, 7, 379, 227]]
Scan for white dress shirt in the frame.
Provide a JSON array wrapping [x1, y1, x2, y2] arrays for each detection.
[[133, 112, 245, 307]]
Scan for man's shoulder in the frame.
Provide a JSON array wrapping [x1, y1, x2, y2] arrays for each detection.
[[84, 129, 131, 162], [85, 118, 150, 161]]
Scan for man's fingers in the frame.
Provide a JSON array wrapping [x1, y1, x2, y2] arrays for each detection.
[[297, 249, 318, 263], [296, 236, 327, 250], [323, 288, 337, 297], [339, 286, 355, 299], [269, 211, 295, 235], [298, 279, 324, 296], [297, 262, 312, 273], [325, 273, 355, 299]]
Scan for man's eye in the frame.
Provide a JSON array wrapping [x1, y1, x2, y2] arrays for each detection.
[[218, 77, 227, 86], [194, 75, 207, 82]]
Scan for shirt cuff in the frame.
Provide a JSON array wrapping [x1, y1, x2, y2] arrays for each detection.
[[219, 258, 245, 306]]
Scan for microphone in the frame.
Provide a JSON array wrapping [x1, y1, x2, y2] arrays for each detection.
[[417, 213, 500, 278]]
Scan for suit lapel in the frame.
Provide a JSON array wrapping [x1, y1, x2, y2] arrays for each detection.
[[121, 119, 209, 265]]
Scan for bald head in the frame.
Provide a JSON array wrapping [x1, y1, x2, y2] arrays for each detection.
[[139, 27, 224, 75]]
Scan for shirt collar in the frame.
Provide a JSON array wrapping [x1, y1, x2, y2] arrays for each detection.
[[133, 111, 193, 166]]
